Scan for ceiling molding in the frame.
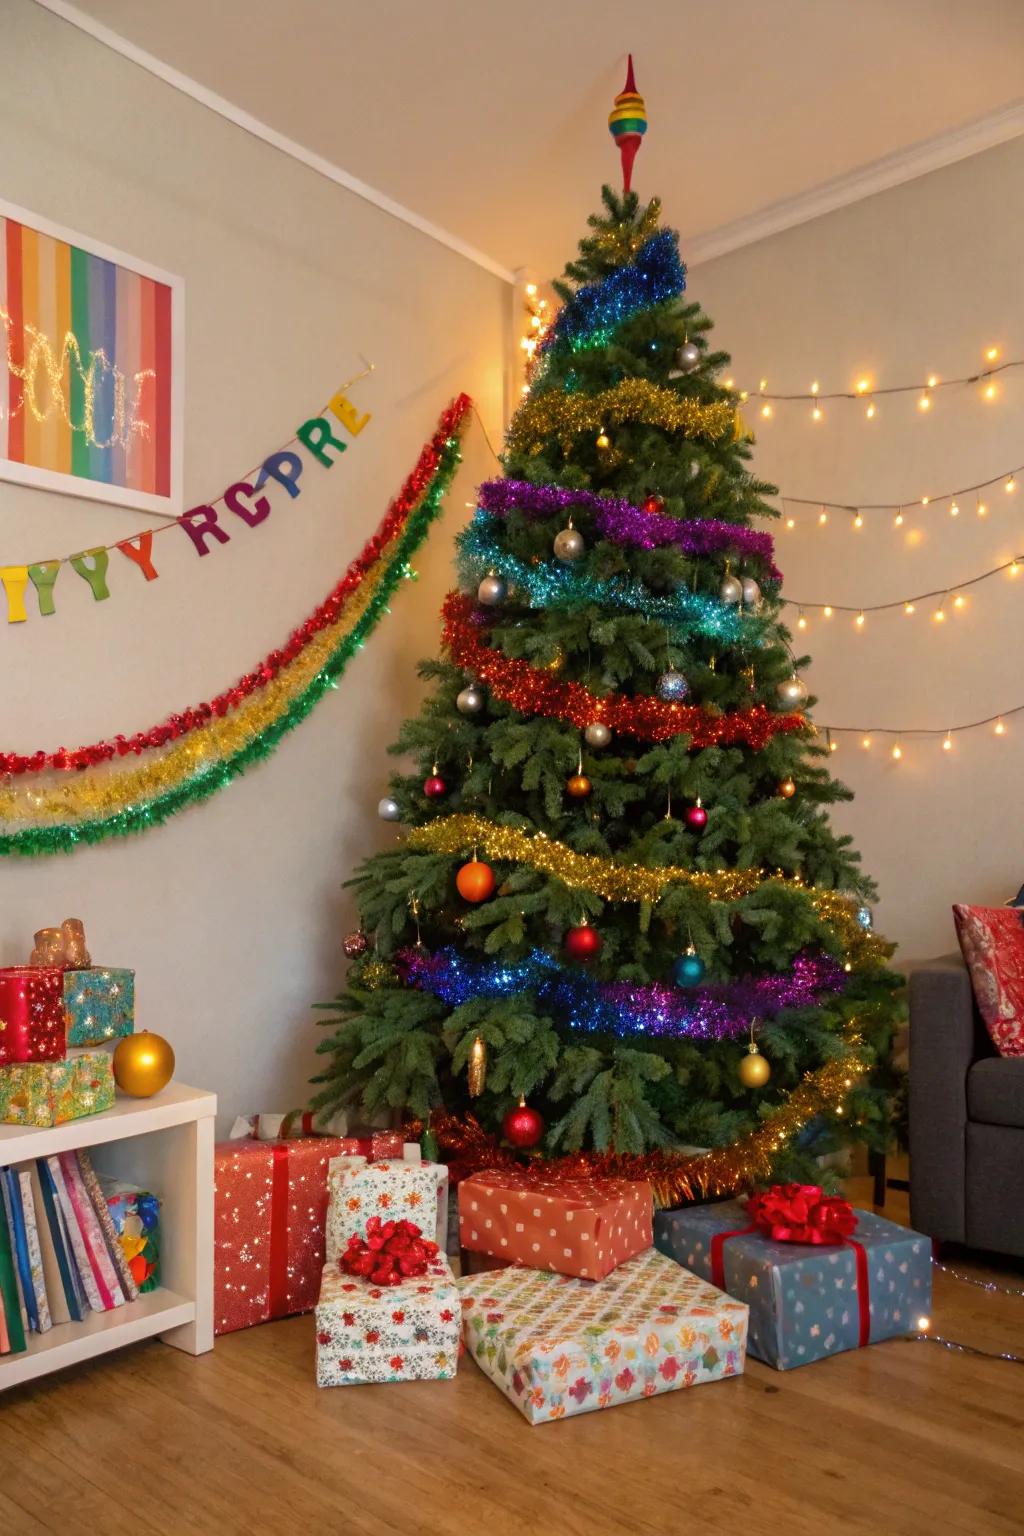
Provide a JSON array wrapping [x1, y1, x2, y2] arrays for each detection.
[[31, 0, 518, 284], [685, 97, 1024, 267]]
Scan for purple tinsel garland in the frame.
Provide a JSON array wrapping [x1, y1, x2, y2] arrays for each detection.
[[477, 479, 782, 582]]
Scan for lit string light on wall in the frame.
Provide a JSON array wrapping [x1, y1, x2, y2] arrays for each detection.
[[782, 552, 1024, 629], [771, 462, 1021, 533], [740, 345, 1014, 422], [520, 282, 552, 393]]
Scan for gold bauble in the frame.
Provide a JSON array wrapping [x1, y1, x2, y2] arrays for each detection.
[[566, 773, 592, 799], [113, 1030, 175, 1097], [778, 778, 796, 799], [738, 1046, 771, 1089]]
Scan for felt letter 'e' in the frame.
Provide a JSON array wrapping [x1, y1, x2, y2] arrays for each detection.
[[69, 548, 111, 601], [0, 566, 30, 623], [296, 416, 348, 468], [329, 392, 371, 437], [116, 531, 159, 581], [255, 451, 304, 499], [28, 561, 60, 617], [179, 505, 231, 556], [224, 481, 271, 528]]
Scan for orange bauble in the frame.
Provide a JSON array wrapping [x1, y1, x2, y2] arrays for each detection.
[[778, 778, 797, 799], [113, 1030, 175, 1098], [566, 773, 592, 798], [456, 859, 496, 903]]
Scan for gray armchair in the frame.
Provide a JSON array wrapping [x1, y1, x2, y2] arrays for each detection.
[[909, 955, 1024, 1258]]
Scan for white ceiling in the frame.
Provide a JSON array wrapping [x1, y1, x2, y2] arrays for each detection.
[[46, 0, 1024, 280]]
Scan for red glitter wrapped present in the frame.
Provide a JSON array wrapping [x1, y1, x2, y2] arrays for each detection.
[[458, 1170, 654, 1280], [0, 967, 65, 1064], [214, 1135, 348, 1335]]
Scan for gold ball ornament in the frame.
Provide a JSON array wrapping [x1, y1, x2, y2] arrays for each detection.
[[113, 1030, 175, 1098], [566, 772, 592, 798], [778, 777, 796, 799], [738, 1043, 771, 1089]]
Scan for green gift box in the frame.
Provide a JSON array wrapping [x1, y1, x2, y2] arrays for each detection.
[[63, 967, 135, 1047], [0, 1053, 115, 1126]]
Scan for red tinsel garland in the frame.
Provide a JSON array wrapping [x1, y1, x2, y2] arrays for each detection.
[[1, 396, 472, 777], [441, 591, 805, 748]]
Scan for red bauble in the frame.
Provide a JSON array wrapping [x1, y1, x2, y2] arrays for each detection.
[[565, 923, 602, 960], [685, 803, 708, 831], [456, 859, 496, 903], [423, 774, 447, 799], [642, 494, 664, 514], [503, 1097, 544, 1149]]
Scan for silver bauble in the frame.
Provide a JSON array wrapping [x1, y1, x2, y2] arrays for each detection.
[[456, 685, 485, 715], [776, 675, 809, 709], [856, 905, 874, 931], [675, 340, 701, 372], [477, 573, 507, 606], [656, 670, 690, 703], [689, 460, 701, 480], [584, 722, 612, 749], [741, 576, 761, 607], [553, 526, 585, 562], [719, 574, 743, 605], [377, 796, 401, 821]]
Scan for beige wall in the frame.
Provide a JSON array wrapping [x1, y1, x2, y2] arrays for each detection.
[[690, 135, 1024, 962], [1, 5, 508, 1128]]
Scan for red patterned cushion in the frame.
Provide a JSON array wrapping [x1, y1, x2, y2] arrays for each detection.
[[953, 904, 1024, 1058]]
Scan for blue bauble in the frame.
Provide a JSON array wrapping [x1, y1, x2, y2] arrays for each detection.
[[674, 952, 706, 986], [656, 670, 690, 703], [856, 905, 873, 930]]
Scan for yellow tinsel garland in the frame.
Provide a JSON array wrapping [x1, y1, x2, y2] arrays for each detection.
[[407, 813, 887, 964], [506, 378, 737, 457]]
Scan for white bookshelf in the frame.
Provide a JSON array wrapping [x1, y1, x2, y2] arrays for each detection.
[[0, 1081, 216, 1389]]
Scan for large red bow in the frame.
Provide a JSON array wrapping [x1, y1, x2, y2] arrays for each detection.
[[339, 1216, 439, 1287], [745, 1183, 858, 1246]]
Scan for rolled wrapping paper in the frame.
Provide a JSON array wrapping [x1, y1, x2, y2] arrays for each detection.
[[28, 917, 91, 969]]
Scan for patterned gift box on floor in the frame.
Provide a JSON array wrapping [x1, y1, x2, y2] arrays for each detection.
[[326, 1158, 449, 1260], [654, 1201, 932, 1370], [458, 1169, 653, 1279], [63, 968, 135, 1047], [0, 967, 65, 1064], [459, 1248, 748, 1424], [214, 1135, 349, 1335], [315, 1255, 461, 1386], [0, 1053, 114, 1126]]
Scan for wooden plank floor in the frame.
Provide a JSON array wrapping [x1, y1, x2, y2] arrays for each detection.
[[1, 1179, 1023, 1536]]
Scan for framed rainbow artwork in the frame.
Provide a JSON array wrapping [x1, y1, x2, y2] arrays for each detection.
[[0, 199, 184, 514]]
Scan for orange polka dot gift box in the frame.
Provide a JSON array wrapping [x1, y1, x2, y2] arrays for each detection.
[[458, 1170, 653, 1280]]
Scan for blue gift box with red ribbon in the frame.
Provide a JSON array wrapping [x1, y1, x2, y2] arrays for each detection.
[[654, 1190, 932, 1370]]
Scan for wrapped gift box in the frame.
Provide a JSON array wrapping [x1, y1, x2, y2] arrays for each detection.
[[326, 1158, 448, 1261], [459, 1248, 747, 1425], [63, 967, 135, 1047], [654, 1201, 932, 1371], [315, 1255, 460, 1387], [214, 1134, 349, 1335], [0, 1053, 114, 1126], [0, 967, 65, 1064], [458, 1170, 653, 1280]]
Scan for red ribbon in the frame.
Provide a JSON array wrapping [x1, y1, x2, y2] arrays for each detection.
[[710, 1185, 870, 1348], [339, 1216, 438, 1288], [268, 1142, 291, 1320]]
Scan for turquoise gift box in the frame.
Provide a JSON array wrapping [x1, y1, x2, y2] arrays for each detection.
[[63, 967, 135, 1047], [654, 1201, 932, 1371]]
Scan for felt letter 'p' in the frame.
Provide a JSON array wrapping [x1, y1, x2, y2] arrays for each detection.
[[117, 531, 160, 581], [256, 451, 304, 499], [0, 566, 30, 623], [70, 548, 111, 602], [179, 505, 231, 556], [329, 392, 371, 437], [296, 416, 348, 468], [224, 481, 271, 528], [28, 561, 60, 617]]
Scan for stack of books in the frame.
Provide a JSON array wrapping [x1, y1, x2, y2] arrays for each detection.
[[0, 1150, 147, 1355]]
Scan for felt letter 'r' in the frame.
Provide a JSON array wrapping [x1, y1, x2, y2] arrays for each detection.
[[296, 416, 348, 467], [0, 566, 30, 623], [69, 548, 111, 601], [179, 505, 231, 556], [117, 531, 160, 580], [28, 561, 60, 617], [224, 481, 271, 527], [256, 451, 304, 499]]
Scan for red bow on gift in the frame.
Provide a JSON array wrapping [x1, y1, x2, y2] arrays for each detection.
[[745, 1183, 858, 1246], [339, 1216, 439, 1287]]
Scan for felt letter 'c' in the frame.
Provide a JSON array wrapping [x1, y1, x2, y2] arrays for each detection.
[[329, 392, 371, 436], [255, 451, 304, 499], [0, 566, 30, 623], [296, 416, 348, 468], [178, 505, 231, 556], [28, 561, 60, 617], [224, 480, 271, 527], [116, 531, 160, 581], [69, 548, 111, 601]]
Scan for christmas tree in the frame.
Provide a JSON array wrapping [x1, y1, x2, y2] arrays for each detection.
[[313, 186, 901, 1199]]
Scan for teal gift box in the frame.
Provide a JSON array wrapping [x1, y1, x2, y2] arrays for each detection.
[[63, 967, 135, 1047], [655, 1201, 932, 1371]]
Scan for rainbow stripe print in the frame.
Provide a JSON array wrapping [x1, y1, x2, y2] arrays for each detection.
[[0, 208, 175, 506]]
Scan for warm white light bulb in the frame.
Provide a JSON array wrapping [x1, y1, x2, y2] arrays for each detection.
[[759, 378, 768, 392], [927, 374, 938, 389], [892, 744, 903, 760], [984, 383, 998, 401], [865, 403, 876, 419], [812, 404, 823, 421], [823, 605, 833, 618], [785, 516, 796, 529], [953, 594, 965, 609], [855, 611, 865, 628], [977, 500, 988, 516], [797, 611, 807, 629], [894, 510, 904, 526], [818, 509, 828, 525], [904, 601, 915, 615], [525, 282, 538, 297], [861, 736, 872, 749], [950, 500, 959, 516], [856, 378, 870, 394], [1007, 476, 1017, 493], [761, 403, 773, 419], [810, 380, 819, 395], [943, 735, 953, 751], [918, 393, 931, 412], [985, 346, 999, 362], [995, 719, 1007, 735], [853, 512, 864, 528], [933, 606, 945, 622]]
